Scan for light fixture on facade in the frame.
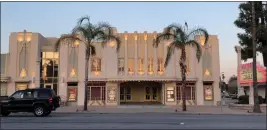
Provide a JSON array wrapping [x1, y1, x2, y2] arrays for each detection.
[[109, 41, 115, 48], [94, 71, 100, 76], [158, 71, 164, 75], [74, 40, 79, 47], [20, 68, 27, 78], [205, 69, 210, 76], [138, 71, 144, 75], [128, 71, 134, 75], [26, 33, 32, 42], [200, 36, 205, 46], [17, 35, 23, 42], [70, 68, 76, 77], [124, 35, 128, 40], [148, 71, 154, 75], [134, 35, 138, 41], [144, 34, 147, 41]]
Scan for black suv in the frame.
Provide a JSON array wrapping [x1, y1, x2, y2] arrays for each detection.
[[0, 88, 60, 117]]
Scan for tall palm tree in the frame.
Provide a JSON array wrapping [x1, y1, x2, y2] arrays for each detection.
[[55, 16, 121, 111], [153, 22, 209, 111]]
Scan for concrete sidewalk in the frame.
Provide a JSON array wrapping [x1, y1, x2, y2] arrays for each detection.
[[55, 105, 266, 115]]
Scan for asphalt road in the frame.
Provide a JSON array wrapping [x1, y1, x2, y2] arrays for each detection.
[[0, 113, 266, 129]]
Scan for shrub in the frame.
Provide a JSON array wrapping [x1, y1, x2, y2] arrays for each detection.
[[237, 95, 264, 104], [238, 95, 249, 104]]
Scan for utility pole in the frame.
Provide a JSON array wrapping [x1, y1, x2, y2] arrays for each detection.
[[252, 1, 261, 113]]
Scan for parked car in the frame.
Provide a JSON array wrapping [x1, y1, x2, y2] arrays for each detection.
[[0, 88, 60, 117]]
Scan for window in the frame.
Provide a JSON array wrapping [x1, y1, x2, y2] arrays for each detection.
[[128, 58, 134, 75], [40, 52, 59, 85], [24, 91, 34, 99], [148, 58, 154, 75], [91, 58, 101, 72], [118, 58, 125, 74], [138, 58, 144, 75], [38, 89, 52, 98], [11, 91, 24, 99], [157, 58, 164, 75]]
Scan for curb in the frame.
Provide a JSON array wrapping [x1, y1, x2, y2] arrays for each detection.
[[54, 111, 266, 116]]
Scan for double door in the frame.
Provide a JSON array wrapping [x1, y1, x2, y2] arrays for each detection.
[[145, 86, 158, 101]]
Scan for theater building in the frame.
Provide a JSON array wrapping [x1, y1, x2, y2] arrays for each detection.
[[0, 29, 221, 106]]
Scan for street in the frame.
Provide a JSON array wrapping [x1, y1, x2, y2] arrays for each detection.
[[0, 113, 266, 129]]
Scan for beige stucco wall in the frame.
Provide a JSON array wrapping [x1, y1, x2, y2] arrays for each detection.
[[3, 29, 221, 106]]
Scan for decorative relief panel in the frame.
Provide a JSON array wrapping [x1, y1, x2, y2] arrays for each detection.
[[201, 39, 212, 79], [17, 30, 32, 78], [68, 42, 79, 78]]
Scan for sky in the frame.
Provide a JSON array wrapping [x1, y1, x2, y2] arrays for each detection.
[[0, 2, 264, 82]]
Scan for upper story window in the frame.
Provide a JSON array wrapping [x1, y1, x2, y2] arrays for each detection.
[[40, 52, 59, 82], [157, 58, 164, 75], [91, 58, 101, 72], [148, 58, 154, 75], [118, 58, 125, 75]]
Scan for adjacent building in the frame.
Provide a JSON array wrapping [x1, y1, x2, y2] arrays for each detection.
[[0, 29, 221, 106], [235, 46, 266, 104]]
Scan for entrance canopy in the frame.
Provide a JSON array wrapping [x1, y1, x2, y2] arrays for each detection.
[[238, 62, 266, 85]]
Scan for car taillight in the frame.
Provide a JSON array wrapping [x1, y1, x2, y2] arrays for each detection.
[[49, 97, 53, 103]]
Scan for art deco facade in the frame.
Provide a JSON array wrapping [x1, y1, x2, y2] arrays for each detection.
[[0, 29, 221, 106]]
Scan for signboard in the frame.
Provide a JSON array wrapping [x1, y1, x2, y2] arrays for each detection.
[[238, 62, 266, 85], [68, 88, 77, 102], [204, 86, 213, 101]]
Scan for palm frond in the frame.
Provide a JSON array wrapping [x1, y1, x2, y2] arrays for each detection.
[[54, 34, 82, 51], [72, 25, 90, 41], [164, 43, 176, 67], [165, 23, 185, 41], [185, 40, 202, 62], [77, 15, 90, 26], [187, 28, 209, 45], [153, 32, 175, 47]]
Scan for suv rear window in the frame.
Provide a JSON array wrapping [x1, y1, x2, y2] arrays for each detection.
[[37, 89, 52, 98]]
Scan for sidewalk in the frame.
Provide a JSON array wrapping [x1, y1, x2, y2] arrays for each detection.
[[55, 105, 266, 115]]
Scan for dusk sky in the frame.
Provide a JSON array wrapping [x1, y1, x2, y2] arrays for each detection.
[[1, 2, 264, 81]]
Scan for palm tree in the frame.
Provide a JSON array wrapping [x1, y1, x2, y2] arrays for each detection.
[[153, 22, 209, 111], [55, 16, 121, 111]]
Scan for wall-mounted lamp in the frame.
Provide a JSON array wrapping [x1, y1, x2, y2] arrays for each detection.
[[124, 35, 128, 40], [109, 41, 115, 48], [144, 34, 147, 41], [94, 71, 100, 76], [74, 40, 79, 47], [134, 35, 138, 41]]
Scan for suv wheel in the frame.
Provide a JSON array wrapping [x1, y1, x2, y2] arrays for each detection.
[[1, 111, 11, 117], [34, 106, 46, 117]]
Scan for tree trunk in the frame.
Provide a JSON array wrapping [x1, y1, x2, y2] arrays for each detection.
[[252, 2, 262, 113], [83, 54, 89, 111], [265, 67, 267, 104], [180, 47, 187, 111]]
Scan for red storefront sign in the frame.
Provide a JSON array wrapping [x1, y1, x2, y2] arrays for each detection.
[[238, 62, 266, 85]]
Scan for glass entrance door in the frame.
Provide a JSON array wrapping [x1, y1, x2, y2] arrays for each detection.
[[145, 86, 158, 101]]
